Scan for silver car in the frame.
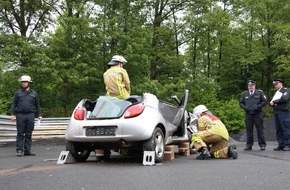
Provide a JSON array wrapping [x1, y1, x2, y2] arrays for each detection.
[[65, 90, 190, 163]]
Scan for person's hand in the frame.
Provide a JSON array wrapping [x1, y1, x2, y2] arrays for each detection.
[[38, 116, 43, 120], [10, 115, 15, 122], [270, 101, 275, 106]]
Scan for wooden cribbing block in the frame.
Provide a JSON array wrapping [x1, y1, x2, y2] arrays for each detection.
[[178, 142, 190, 157], [95, 149, 104, 161], [178, 142, 190, 148], [163, 150, 175, 161], [95, 149, 104, 156], [165, 145, 175, 152], [163, 145, 175, 161], [178, 148, 188, 153], [180, 149, 190, 157]]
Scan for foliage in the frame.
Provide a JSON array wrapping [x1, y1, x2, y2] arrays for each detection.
[[1, 0, 290, 133], [212, 99, 245, 133]]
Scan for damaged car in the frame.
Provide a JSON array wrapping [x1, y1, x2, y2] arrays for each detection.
[[65, 89, 190, 163]]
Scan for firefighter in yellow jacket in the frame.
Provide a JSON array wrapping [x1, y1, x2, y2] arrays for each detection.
[[104, 55, 130, 99], [191, 105, 238, 160]]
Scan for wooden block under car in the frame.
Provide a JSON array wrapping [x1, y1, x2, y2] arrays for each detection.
[[179, 150, 190, 157], [95, 149, 104, 156], [178, 142, 190, 148], [178, 142, 190, 157], [178, 147, 188, 153], [95, 149, 104, 161], [165, 145, 175, 152], [163, 150, 175, 161]]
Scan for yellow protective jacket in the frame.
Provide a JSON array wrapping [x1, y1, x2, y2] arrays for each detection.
[[198, 113, 229, 141], [103, 66, 130, 99]]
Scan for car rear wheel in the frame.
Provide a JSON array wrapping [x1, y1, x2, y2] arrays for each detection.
[[143, 128, 164, 163], [66, 141, 91, 162]]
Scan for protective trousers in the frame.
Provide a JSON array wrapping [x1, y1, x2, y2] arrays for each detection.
[[245, 113, 266, 147], [16, 113, 35, 152], [192, 131, 228, 158], [274, 112, 290, 146]]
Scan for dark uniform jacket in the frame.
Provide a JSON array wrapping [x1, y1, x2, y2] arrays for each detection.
[[240, 90, 267, 114], [10, 88, 41, 116], [272, 87, 290, 112]]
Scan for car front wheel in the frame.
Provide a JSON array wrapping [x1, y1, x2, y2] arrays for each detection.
[[66, 141, 91, 162], [143, 127, 165, 163]]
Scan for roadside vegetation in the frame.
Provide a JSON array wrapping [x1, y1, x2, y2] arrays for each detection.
[[1, 0, 290, 133]]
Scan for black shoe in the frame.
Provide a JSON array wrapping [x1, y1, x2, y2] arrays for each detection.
[[17, 151, 23, 157], [24, 151, 36, 156], [260, 146, 266, 150], [244, 146, 252, 151], [196, 147, 211, 160], [228, 145, 238, 159], [282, 146, 290, 151], [273, 146, 284, 151]]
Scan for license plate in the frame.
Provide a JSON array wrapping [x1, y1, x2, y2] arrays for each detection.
[[85, 126, 116, 136]]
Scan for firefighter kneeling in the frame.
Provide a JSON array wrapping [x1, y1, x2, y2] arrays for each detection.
[[191, 105, 238, 160]]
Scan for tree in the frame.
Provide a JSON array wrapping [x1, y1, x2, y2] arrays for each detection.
[[0, 0, 57, 38]]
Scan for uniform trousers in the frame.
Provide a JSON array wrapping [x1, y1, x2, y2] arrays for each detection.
[[245, 113, 266, 147], [274, 111, 290, 147], [192, 131, 228, 158], [16, 113, 35, 152]]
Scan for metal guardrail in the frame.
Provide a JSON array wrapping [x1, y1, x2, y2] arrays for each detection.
[[0, 115, 70, 146]]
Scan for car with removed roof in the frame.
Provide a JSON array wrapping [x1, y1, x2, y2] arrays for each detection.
[[65, 89, 190, 163]]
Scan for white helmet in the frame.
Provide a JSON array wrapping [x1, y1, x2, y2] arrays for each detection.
[[108, 55, 127, 65], [19, 75, 32, 83], [193, 105, 208, 116]]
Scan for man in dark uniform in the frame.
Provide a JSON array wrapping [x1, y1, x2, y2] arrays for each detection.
[[240, 80, 267, 150], [270, 79, 290, 151], [10, 75, 42, 157]]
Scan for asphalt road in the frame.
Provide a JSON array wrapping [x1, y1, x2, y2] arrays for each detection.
[[1, 139, 290, 190]]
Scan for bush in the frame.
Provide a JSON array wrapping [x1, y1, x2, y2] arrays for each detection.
[[212, 99, 245, 133]]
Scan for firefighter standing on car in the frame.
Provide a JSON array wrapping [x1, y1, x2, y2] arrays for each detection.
[[239, 80, 267, 151], [103, 55, 130, 99], [10, 75, 42, 157], [191, 105, 238, 160]]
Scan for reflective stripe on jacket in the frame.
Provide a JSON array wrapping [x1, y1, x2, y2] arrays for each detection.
[[198, 113, 229, 141], [103, 66, 130, 99]]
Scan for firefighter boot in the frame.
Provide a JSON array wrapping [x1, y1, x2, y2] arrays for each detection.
[[227, 145, 238, 159], [196, 147, 211, 160]]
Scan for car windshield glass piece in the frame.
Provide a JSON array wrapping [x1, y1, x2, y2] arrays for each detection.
[[89, 96, 132, 119]]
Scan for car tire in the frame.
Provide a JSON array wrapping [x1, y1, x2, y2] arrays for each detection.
[[143, 127, 164, 163], [66, 141, 91, 162]]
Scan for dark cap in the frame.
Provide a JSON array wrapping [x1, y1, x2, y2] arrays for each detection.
[[247, 80, 256, 86], [273, 78, 283, 84]]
